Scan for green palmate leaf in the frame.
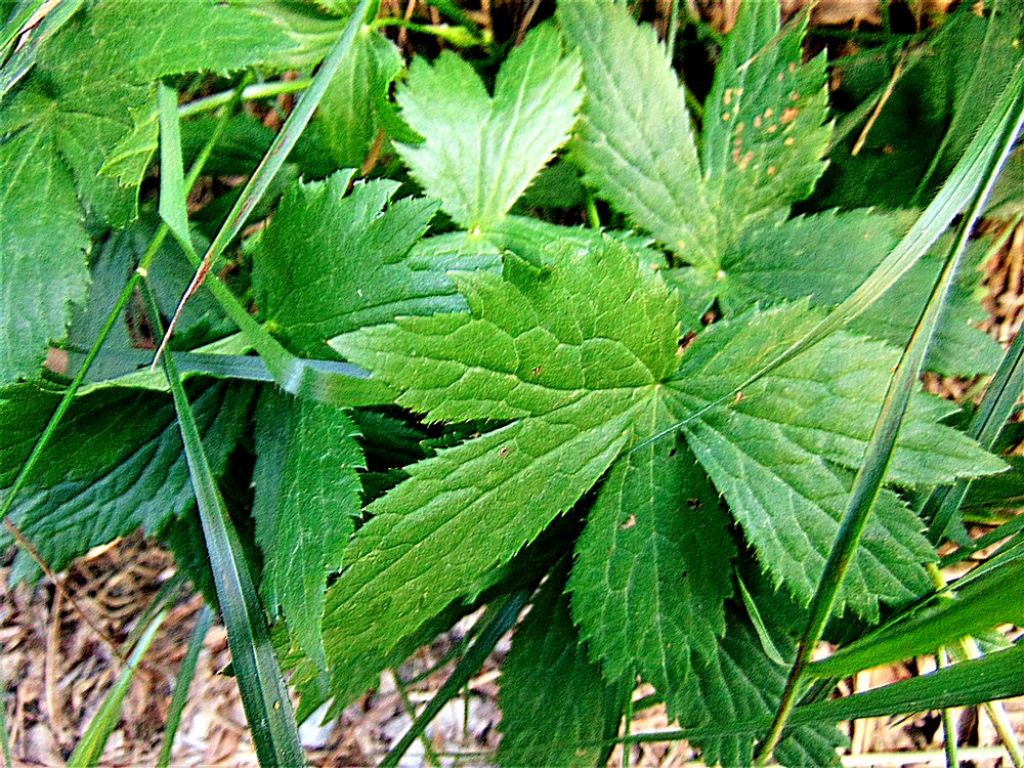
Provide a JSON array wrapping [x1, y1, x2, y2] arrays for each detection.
[[499, 567, 624, 768], [666, 302, 1003, 617], [569, 438, 734, 693], [253, 172, 495, 357], [253, 388, 363, 668], [301, 25, 402, 172], [395, 22, 582, 230], [0, 19, 151, 381], [0, 381, 251, 580], [559, 0, 828, 268], [701, 0, 829, 232], [323, 238, 680, 698]]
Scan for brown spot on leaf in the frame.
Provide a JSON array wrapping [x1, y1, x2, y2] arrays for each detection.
[[498, 446, 511, 458], [531, 365, 542, 377], [687, 498, 702, 510]]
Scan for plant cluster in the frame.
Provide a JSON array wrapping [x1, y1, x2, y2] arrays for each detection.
[[0, 0, 1022, 765]]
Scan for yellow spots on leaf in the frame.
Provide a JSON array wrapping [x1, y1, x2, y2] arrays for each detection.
[[754, 115, 762, 128], [736, 151, 754, 172], [620, 513, 637, 530], [767, 124, 777, 134], [789, 91, 800, 102], [735, 121, 745, 134], [781, 107, 799, 125], [766, 165, 778, 176], [788, 62, 797, 73], [722, 112, 732, 122], [784, 136, 796, 146], [763, 108, 774, 120]]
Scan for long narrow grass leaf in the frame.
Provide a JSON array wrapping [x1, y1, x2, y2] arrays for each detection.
[[154, 300, 306, 767], [158, 605, 214, 768], [0, 0, 85, 96], [157, 83, 191, 248], [808, 557, 1024, 679], [67, 606, 169, 768], [754, 69, 1024, 763], [154, 78, 394, 408]]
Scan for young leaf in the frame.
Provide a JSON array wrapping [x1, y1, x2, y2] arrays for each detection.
[[253, 388, 364, 668], [560, 0, 828, 267], [500, 567, 625, 767], [569, 439, 734, 692], [395, 22, 582, 230], [0, 382, 251, 579], [252, 172, 494, 357]]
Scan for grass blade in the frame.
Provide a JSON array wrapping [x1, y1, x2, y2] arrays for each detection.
[[67, 605, 169, 768], [154, 0, 373, 360], [0, 0, 85, 96], [753, 69, 1024, 763], [158, 605, 214, 768], [151, 292, 305, 767], [807, 556, 1024, 679], [154, 76, 393, 408]]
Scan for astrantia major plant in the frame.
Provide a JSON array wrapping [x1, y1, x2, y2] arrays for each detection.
[[1, 0, 1022, 765]]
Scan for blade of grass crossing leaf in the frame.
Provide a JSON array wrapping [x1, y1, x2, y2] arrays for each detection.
[[158, 605, 214, 768], [155, 82, 392, 408], [152, 294, 306, 767], [753, 77, 1024, 763], [67, 606, 169, 768], [807, 557, 1024, 679], [641, 60, 1024, 453], [926, 316, 1024, 543], [379, 589, 530, 768], [0, 81, 240, 535], [154, 0, 372, 360], [620, 644, 1024, 748]]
